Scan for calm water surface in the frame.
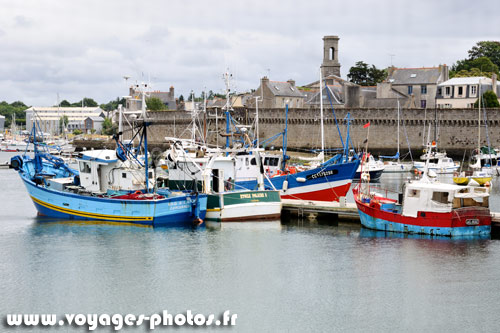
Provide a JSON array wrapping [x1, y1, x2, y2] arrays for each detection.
[[1, 152, 500, 332]]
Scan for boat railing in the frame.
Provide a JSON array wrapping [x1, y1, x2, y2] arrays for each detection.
[[366, 185, 401, 203]]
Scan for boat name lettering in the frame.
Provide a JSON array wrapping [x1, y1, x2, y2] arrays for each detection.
[[465, 218, 479, 226], [240, 193, 268, 199], [307, 170, 337, 180]]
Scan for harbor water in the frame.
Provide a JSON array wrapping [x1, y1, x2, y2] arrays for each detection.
[[1, 152, 500, 332]]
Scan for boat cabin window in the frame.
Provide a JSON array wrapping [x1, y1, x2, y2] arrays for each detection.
[[79, 161, 91, 174], [122, 173, 127, 179], [443, 158, 452, 163], [251, 158, 256, 165], [432, 191, 449, 204], [245, 157, 249, 166], [264, 157, 279, 167], [408, 189, 420, 198], [148, 171, 153, 179]]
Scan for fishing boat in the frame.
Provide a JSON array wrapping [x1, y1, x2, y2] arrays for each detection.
[[354, 153, 385, 181], [10, 85, 207, 227], [353, 142, 491, 237], [413, 154, 459, 174]]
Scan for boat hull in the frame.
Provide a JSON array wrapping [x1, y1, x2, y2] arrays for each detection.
[[355, 197, 491, 237], [353, 168, 384, 181], [22, 177, 207, 227], [206, 190, 281, 222], [236, 160, 360, 202]]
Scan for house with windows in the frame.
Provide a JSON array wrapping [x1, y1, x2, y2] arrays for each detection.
[[436, 75, 498, 108], [84, 116, 105, 133], [127, 85, 177, 110], [379, 65, 449, 109], [251, 77, 305, 109]]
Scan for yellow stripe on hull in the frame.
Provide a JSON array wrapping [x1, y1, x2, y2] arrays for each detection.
[[31, 196, 154, 222], [471, 177, 492, 185]]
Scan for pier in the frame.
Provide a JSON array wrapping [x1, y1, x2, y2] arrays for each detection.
[[281, 198, 359, 221]]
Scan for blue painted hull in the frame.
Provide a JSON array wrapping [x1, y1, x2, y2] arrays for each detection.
[[21, 176, 207, 227], [358, 210, 491, 237]]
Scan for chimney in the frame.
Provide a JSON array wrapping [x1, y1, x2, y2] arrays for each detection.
[[287, 79, 296, 87], [441, 64, 449, 82], [169, 86, 175, 99]]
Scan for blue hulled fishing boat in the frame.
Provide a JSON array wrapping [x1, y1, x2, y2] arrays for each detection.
[[10, 87, 206, 227]]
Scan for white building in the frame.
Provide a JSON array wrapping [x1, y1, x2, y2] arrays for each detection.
[[436, 76, 498, 108], [25, 107, 105, 134]]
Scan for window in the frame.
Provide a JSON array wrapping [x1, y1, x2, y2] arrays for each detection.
[[438, 87, 442, 95], [79, 162, 91, 174], [421, 85, 427, 94], [458, 86, 463, 96], [250, 158, 256, 165], [432, 191, 449, 204], [421, 100, 427, 108], [122, 173, 127, 178], [408, 86, 413, 94], [330, 47, 335, 60], [245, 157, 249, 166], [471, 85, 477, 95], [445, 86, 451, 96]]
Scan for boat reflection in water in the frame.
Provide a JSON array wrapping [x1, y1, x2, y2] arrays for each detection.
[[359, 227, 490, 241], [205, 220, 282, 231], [30, 217, 205, 233]]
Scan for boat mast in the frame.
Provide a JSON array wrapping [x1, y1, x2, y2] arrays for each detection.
[[478, 78, 481, 156], [141, 84, 149, 193], [319, 68, 325, 163], [255, 96, 261, 148], [223, 72, 232, 150], [397, 99, 400, 163]]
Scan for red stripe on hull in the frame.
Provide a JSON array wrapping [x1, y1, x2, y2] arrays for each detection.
[[281, 183, 351, 202]]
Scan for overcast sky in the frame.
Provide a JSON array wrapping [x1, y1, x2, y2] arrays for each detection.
[[1, 0, 499, 106]]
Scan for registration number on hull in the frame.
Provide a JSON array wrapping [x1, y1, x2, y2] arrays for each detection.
[[465, 219, 479, 226]]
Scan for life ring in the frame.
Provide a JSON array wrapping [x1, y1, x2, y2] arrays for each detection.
[[134, 190, 142, 195]]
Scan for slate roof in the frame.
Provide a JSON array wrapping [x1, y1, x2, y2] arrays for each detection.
[[266, 81, 304, 97], [86, 116, 104, 122], [387, 67, 443, 85], [305, 85, 343, 105]]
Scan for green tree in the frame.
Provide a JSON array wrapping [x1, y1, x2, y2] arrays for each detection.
[[71, 97, 98, 107], [451, 56, 499, 77], [146, 97, 167, 111], [179, 95, 184, 103], [59, 115, 69, 134], [347, 61, 387, 86], [474, 90, 500, 108], [101, 117, 114, 135], [100, 97, 127, 112], [468, 41, 500, 69], [59, 100, 71, 107], [0, 101, 28, 128], [72, 129, 82, 135]]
